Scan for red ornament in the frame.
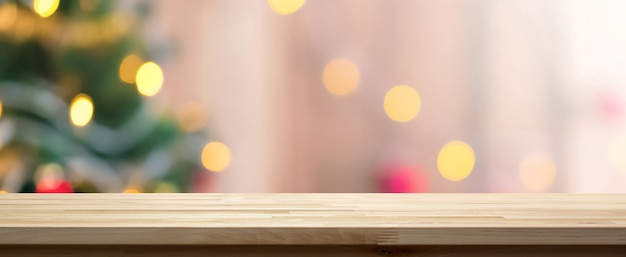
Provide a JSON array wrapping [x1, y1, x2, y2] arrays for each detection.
[[379, 164, 429, 193], [36, 179, 73, 193]]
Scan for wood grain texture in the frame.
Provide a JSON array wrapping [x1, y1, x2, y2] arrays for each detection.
[[2, 246, 626, 257], [1, 194, 625, 245]]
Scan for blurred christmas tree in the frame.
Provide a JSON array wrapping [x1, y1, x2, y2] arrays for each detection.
[[0, 0, 208, 193]]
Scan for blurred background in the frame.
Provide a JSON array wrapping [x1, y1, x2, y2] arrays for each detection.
[[1, 0, 626, 193]]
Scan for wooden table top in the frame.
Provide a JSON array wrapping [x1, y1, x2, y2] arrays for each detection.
[[1, 194, 625, 245]]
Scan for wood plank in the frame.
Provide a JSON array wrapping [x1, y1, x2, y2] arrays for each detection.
[[1, 194, 625, 245], [1, 245, 626, 257]]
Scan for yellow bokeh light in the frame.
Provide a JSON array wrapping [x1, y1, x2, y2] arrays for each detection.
[[384, 85, 421, 122], [0, 2, 17, 31], [437, 141, 475, 181], [0, 190, 7, 194], [0, 100, 3, 119], [123, 188, 140, 194], [201, 141, 232, 172], [119, 54, 144, 84], [178, 102, 208, 132], [609, 135, 626, 173], [136, 62, 164, 96], [518, 154, 557, 192], [69, 94, 94, 127], [322, 58, 360, 96], [33, 0, 60, 18], [268, 0, 306, 15]]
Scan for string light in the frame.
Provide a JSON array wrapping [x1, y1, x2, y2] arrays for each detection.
[[322, 59, 360, 96], [201, 141, 232, 172], [33, 0, 60, 18], [119, 54, 144, 84], [268, 0, 306, 15], [384, 85, 421, 122], [518, 154, 556, 192], [69, 94, 94, 127], [437, 141, 475, 181], [136, 62, 164, 96], [609, 135, 626, 173]]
